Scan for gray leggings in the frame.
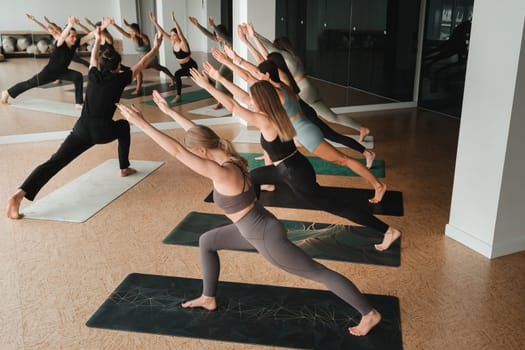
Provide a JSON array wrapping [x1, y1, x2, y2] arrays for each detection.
[[298, 78, 362, 131], [198, 203, 373, 315]]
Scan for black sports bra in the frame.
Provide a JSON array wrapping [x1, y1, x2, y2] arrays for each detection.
[[213, 161, 256, 214], [173, 48, 191, 59], [260, 134, 297, 162]]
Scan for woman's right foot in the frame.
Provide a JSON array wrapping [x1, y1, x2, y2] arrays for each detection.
[[364, 150, 375, 169], [375, 228, 401, 251], [369, 182, 386, 204], [120, 168, 137, 177], [359, 127, 370, 143], [173, 95, 182, 103], [6, 195, 23, 219], [213, 102, 223, 109], [181, 295, 217, 311], [349, 309, 382, 336]]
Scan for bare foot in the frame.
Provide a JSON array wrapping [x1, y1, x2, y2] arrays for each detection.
[[1, 90, 10, 104], [173, 95, 181, 103], [6, 191, 25, 219], [375, 227, 401, 251], [120, 168, 137, 177], [213, 102, 223, 109], [75, 104, 83, 110], [260, 184, 276, 192], [169, 80, 176, 87], [369, 182, 386, 204], [349, 309, 381, 336], [359, 127, 370, 143], [131, 90, 140, 95], [181, 295, 217, 311], [55, 79, 62, 84], [363, 150, 375, 169]]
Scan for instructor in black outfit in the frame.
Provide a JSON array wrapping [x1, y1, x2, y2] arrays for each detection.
[[1, 16, 94, 108], [6, 24, 164, 220]]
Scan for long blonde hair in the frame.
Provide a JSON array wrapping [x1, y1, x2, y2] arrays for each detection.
[[184, 125, 248, 170], [249, 80, 296, 141]]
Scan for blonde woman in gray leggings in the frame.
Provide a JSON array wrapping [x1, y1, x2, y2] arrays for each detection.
[[116, 84, 382, 336]]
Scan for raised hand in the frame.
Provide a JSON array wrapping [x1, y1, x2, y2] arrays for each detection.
[[26, 14, 35, 21], [203, 62, 220, 81], [153, 31, 163, 48], [190, 68, 211, 89], [171, 11, 177, 24], [188, 16, 199, 26], [149, 12, 157, 23], [223, 45, 238, 61], [152, 90, 172, 114], [94, 26, 102, 41], [123, 18, 130, 27], [237, 24, 247, 41], [246, 22, 255, 37], [116, 103, 145, 125], [208, 16, 216, 28], [211, 47, 229, 63]]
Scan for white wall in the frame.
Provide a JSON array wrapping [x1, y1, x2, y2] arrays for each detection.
[[446, 0, 525, 258]]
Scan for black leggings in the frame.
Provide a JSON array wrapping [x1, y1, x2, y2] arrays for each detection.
[[174, 58, 198, 95], [300, 100, 366, 154], [199, 202, 373, 315], [250, 152, 389, 234], [8, 68, 84, 104], [20, 118, 131, 201]]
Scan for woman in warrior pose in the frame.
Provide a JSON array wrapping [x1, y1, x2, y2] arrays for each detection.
[[249, 25, 371, 142], [111, 17, 176, 95], [149, 11, 198, 103], [6, 26, 164, 219], [188, 15, 233, 108], [115, 87, 382, 336], [192, 65, 400, 251], [2, 16, 92, 108], [212, 45, 387, 203]]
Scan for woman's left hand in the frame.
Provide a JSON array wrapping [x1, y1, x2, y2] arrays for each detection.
[[116, 103, 144, 125]]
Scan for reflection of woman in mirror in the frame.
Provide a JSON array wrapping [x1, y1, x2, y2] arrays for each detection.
[[150, 11, 198, 103]]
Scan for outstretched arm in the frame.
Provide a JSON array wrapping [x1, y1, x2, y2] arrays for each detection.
[[111, 20, 132, 39], [238, 24, 265, 63], [26, 14, 53, 34], [116, 103, 226, 180], [222, 45, 261, 80], [212, 47, 258, 85], [171, 11, 190, 51], [245, 23, 269, 59], [188, 16, 215, 41], [202, 61, 250, 105], [79, 18, 111, 46], [149, 12, 171, 40], [190, 67, 270, 131], [152, 90, 195, 131], [56, 16, 76, 47], [89, 26, 102, 69], [131, 31, 162, 78]]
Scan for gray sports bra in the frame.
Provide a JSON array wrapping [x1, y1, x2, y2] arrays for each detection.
[[213, 161, 256, 214]]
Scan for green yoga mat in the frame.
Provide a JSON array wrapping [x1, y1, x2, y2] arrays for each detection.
[[240, 152, 385, 177], [86, 273, 402, 349], [164, 212, 400, 267], [140, 89, 212, 107]]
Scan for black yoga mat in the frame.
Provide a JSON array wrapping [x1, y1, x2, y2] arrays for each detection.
[[164, 211, 400, 267], [240, 152, 385, 178], [38, 75, 88, 89], [205, 184, 404, 216], [86, 273, 403, 350], [119, 82, 189, 99]]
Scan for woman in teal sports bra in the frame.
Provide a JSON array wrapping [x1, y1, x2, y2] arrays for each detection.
[[111, 18, 176, 95]]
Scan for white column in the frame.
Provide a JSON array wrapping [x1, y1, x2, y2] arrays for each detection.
[[446, 0, 525, 258]]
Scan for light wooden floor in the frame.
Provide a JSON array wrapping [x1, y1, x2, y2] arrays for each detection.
[[1, 55, 524, 350]]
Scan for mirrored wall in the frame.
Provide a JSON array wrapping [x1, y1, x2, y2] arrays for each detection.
[[275, 0, 421, 105], [419, 0, 473, 117]]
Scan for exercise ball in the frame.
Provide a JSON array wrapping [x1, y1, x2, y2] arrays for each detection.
[[16, 37, 31, 51], [2, 36, 16, 53], [36, 39, 50, 54], [26, 44, 38, 55]]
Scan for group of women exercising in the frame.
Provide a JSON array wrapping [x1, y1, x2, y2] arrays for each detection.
[[4, 14, 401, 337]]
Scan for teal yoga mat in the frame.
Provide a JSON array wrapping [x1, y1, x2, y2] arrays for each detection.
[[140, 89, 212, 107], [164, 211, 400, 266], [240, 152, 385, 177], [86, 273, 402, 349]]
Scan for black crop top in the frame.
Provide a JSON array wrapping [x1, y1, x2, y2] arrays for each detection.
[[260, 134, 297, 162], [173, 48, 191, 59], [213, 161, 256, 214]]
